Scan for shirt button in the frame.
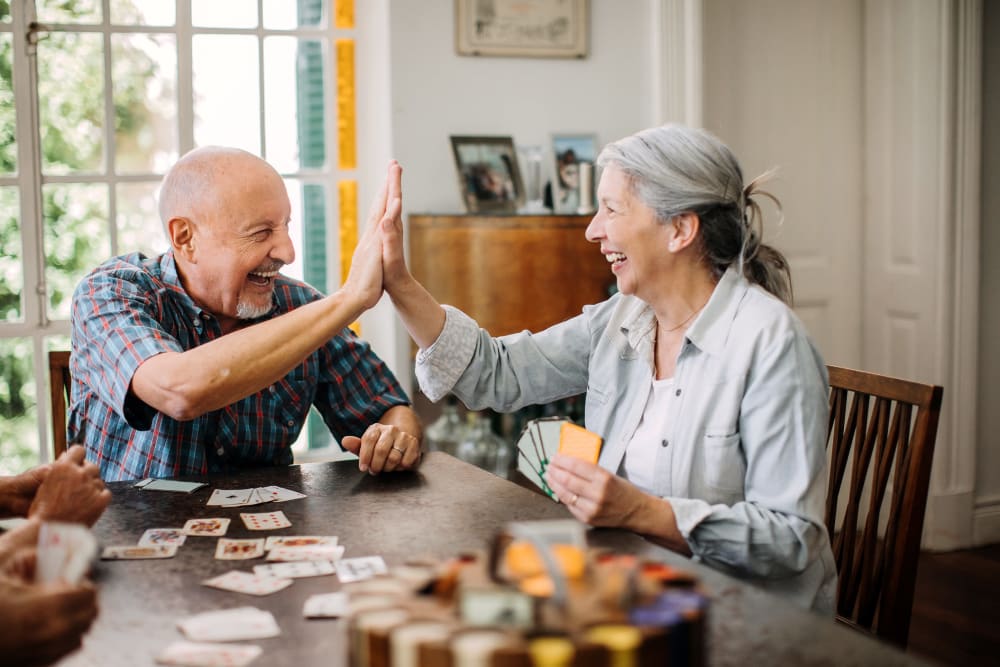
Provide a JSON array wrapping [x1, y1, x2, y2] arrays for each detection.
[[661, 439, 669, 448], [287, 419, 295, 427], [192, 318, 200, 327], [675, 388, 682, 396], [216, 447, 224, 455], [269, 386, 276, 393]]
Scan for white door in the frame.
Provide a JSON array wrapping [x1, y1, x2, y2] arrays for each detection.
[[701, 0, 865, 368]]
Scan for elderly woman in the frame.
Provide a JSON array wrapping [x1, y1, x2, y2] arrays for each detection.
[[378, 125, 836, 614]]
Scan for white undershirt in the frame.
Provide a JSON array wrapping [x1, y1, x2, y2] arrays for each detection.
[[622, 376, 675, 494]]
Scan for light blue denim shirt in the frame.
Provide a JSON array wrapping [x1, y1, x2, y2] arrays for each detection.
[[416, 267, 837, 614]]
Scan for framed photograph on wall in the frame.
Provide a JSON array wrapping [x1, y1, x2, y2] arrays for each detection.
[[551, 133, 597, 214], [450, 135, 524, 213], [455, 0, 589, 59]]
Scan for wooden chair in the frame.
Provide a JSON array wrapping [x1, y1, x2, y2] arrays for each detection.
[[48, 350, 72, 459], [825, 365, 943, 648]]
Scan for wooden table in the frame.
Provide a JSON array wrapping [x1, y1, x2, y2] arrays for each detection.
[[62, 453, 923, 666]]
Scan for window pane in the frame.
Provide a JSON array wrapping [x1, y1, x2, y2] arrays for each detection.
[[192, 0, 257, 28], [0, 33, 15, 174], [265, 37, 327, 172], [263, 0, 323, 29], [37, 0, 102, 24], [111, 0, 175, 26], [0, 337, 37, 474], [193, 36, 260, 155], [0, 187, 21, 322], [38, 33, 105, 175], [44, 184, 110, 321], [112, 33, 178, 174], [116, 182, 168, 257]]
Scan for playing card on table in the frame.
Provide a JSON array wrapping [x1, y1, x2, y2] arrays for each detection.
[[263, 535, 337, 551], [254, 560, 336, 579], [202, 570, 293, 596], [135, 478, 207, 494], [177, 607, 280, 642], [335, 556, 388, 583], [302, 591, 349, 618], [207, 489, 260, 507], [156, 641, 262, 667], [36, 522, 97, 584], [254, 485, 306, 503], [102, 544, 178, 560], [215, 538, 265, 560], [139, 528, 187, 547], [183, 518, 230, 537], [265, 544, 344, 562], [240, 511, 291, 531]]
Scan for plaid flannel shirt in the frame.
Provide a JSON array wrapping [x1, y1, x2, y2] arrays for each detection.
[[69, 251, 409, 482]]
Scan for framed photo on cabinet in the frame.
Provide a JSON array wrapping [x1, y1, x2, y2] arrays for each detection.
[[450, 135, 524, 213], [551, 133, 596, 214], [455, 0, 589, 59]]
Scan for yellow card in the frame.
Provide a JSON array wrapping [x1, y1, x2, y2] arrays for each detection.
[[557, 422, 602, 464]]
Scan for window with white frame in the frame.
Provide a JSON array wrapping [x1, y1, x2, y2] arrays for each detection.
[[0, 0, 356, 473]]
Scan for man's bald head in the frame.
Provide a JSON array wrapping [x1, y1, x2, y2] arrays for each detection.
[[158, 146, 282, 228]]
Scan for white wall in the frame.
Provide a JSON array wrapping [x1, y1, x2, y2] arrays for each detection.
[[361, 0, 656, 388], [387, 1, 655, 214]]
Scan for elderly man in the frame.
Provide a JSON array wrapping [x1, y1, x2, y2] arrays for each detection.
[[69, 148, 421, 481], [0, 445, 111, 665]]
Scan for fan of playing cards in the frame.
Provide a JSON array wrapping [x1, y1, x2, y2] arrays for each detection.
[[515, 417, 602, 502]]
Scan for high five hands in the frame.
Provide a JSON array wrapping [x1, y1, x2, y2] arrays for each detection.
[[343, 160, 404, 311]]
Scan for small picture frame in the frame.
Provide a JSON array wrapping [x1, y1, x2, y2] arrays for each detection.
[[551, 133, 597, 214], [450, 135, 524, 213], [455, 0, 589, 59]]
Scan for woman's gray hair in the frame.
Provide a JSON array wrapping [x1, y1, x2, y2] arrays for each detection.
[[596, 124, 792, 304]]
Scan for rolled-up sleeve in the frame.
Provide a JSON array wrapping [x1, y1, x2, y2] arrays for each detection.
[[414, 306, 480, 401], [72, 269, 183, 430]]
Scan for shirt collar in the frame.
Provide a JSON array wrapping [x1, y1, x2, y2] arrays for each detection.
[[684, 266, 748, 357], [618, 266, 749, 359], [154, 251, 209, 320]]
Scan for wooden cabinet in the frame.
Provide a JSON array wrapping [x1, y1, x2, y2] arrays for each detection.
[[408, 214, 614, 337]]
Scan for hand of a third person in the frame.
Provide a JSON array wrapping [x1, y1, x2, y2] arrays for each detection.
[[28, 446, 111, 527], [0, 464, 50, 518], [0, 576, 99, 667]]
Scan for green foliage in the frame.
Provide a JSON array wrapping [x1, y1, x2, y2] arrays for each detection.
[[1, 1, 162, 470]]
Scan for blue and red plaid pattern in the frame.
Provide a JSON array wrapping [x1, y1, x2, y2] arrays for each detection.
[[69, 251, 409, 482]]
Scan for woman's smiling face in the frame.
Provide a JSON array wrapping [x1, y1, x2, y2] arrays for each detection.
[[585, 163, 675, 300]]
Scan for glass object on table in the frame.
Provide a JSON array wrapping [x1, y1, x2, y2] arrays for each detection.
[[455, 411, 506, 476], [425, 396, 464, 456], [517, 145, 550, 214]]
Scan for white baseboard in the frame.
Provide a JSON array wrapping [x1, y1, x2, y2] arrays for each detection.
[[922, 490, 975, 551], [973, 497, 1000, 546]]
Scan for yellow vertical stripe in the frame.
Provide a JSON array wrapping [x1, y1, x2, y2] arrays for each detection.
[[336, 39, 356, 170], [339, 180, 360, 334], [334, 0, 355, 29]]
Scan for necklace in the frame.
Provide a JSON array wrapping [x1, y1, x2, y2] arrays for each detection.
[[658, 298, 710, 333]]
